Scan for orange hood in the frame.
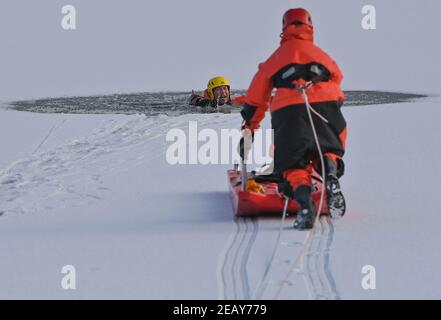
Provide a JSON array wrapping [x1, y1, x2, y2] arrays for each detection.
[[280, 24, 314, 44]]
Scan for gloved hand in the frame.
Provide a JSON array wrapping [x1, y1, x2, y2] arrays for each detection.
[[189, 91, 210, 107], [238, 125, 254, 160], [188, 93, 199, 105]]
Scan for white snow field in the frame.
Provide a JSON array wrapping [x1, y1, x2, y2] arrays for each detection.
[[0, 97, 440, 300]]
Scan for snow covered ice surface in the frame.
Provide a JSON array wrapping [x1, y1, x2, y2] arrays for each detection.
[[0, 94, 441, 299]]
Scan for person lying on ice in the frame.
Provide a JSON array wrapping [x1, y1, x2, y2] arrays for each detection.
[[188, 76, 245, 111], [240, 8, 347, 230]]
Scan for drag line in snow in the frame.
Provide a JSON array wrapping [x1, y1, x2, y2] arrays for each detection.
[[273, 215, 339, 300], [218, 217, 259, 300], [271, 223, 316, 299], [321, 216, 340, 299], [240, 218, 259, 299], [32, 118, 67, 155], [230, 219, 246, 299], [303, 216, 339, 300]]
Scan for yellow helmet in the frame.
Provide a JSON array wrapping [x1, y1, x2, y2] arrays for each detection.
[[206, 76, 230, 100]]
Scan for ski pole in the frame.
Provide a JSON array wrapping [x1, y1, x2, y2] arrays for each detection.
[[241, 159, 247, 192], [240, 125, 252, 192]]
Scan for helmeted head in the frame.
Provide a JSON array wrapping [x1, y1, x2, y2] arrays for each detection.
[[206, 76, 231, 105], [282, 8, 313, 31]]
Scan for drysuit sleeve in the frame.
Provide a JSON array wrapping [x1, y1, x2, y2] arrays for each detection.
[[188, 93, 211, 107], [231, 95, 246, 106], [241, 63, 273, 130]]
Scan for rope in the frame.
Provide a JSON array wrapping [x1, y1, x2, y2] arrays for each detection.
[[251, 82, 330, 300], [256, 83, 329, 300], [271, 85, 329, 299], [301, 86, 327, 226]]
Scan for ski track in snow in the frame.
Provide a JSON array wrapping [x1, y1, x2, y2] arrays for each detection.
[[272, 215, 340, 300], [218, 217, 259, 300], [0, 113, 236, 217], [218, 213, 340, 300], [321, 216, 340, 299]]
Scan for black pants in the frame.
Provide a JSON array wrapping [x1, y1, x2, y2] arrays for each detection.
[[271, 100, 346, 175]]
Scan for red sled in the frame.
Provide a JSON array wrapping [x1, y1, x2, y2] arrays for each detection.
[[227, 169, 328, 217]]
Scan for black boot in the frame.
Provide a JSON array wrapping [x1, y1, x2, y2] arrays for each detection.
[[324, 157, 346, 218], [293, 185, 317, 230]]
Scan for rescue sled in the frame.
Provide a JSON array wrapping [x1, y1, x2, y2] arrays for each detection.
[[227, 164, 328, 217]]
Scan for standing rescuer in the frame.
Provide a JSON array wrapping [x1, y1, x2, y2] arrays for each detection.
[[240, 8, 347, 230]]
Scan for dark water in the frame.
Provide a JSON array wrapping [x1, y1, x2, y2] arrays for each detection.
[[8, 90, 427, 116]]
